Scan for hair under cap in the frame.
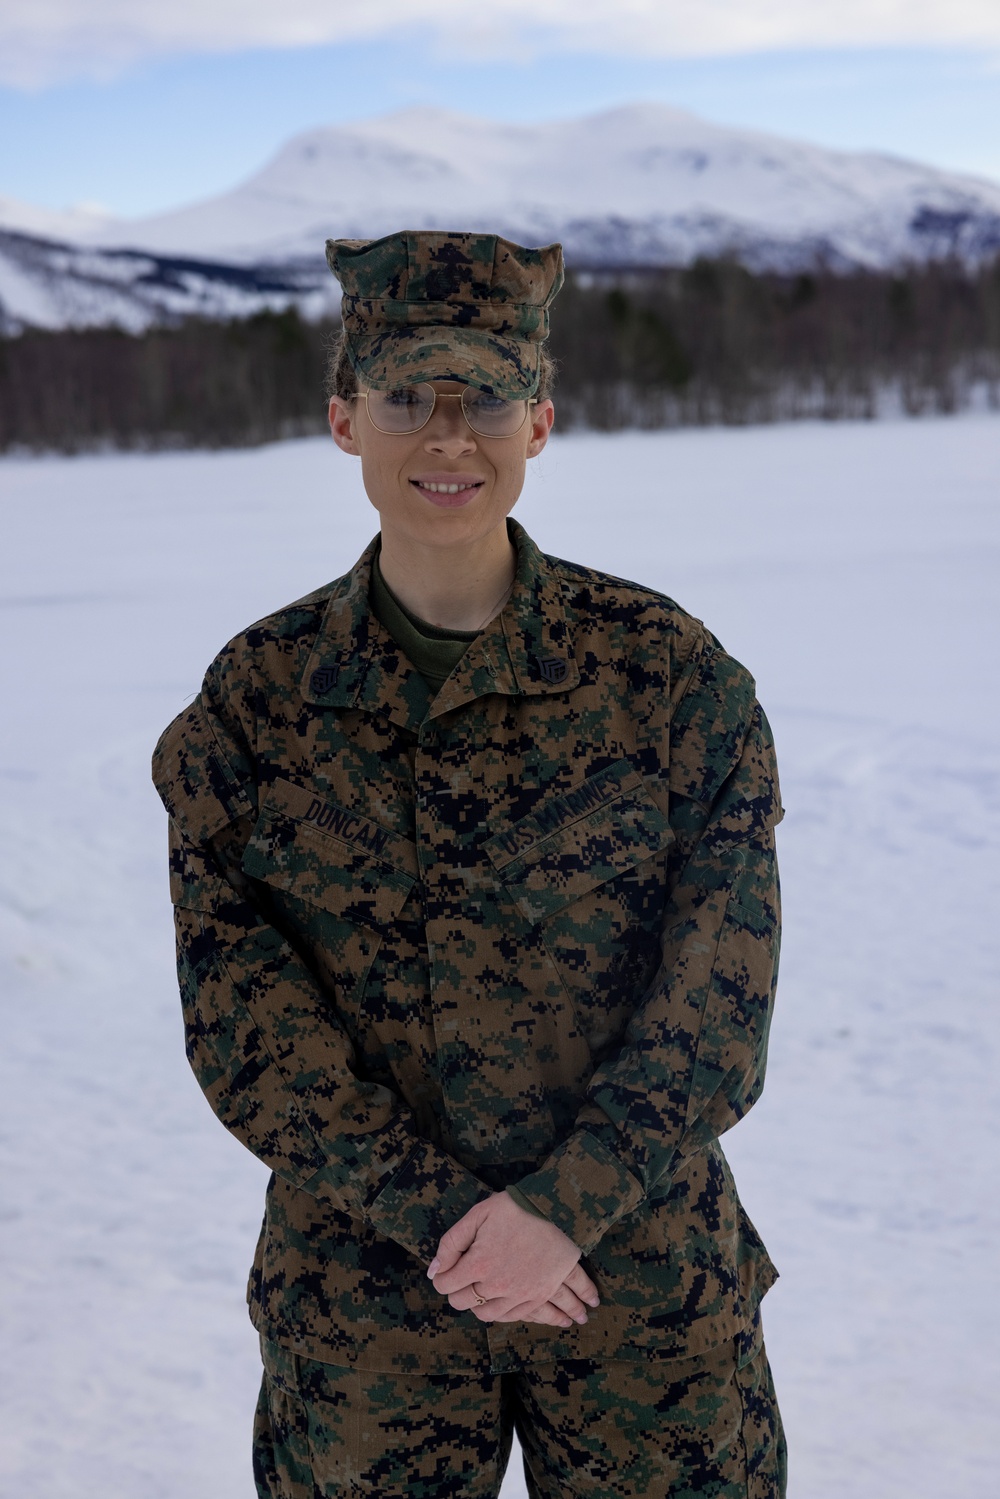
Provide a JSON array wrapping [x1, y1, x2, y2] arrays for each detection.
[[325, 230, 564, 399]]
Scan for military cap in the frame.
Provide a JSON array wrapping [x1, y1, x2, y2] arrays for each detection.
[[325, 230, 564, 398]]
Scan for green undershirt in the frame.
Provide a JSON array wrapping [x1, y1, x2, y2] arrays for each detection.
[[370, 552, 478, 696], [368, 553, 550, 1228]]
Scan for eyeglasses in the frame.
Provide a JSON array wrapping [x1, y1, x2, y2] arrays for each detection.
[[356, 384, 536, 438]]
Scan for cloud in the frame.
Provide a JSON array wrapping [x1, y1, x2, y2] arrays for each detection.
[[4, 0, 1000, 88]]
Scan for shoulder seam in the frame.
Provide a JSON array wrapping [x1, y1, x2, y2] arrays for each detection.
[[543, 552, 704, 622]]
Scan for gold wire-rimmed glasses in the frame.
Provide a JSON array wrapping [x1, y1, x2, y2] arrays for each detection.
[[356, 384, 536, 438]]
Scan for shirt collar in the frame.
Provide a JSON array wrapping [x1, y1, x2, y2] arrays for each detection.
[[300, 519, 581, 725]]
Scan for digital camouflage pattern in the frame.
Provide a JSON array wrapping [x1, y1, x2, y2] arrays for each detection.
[[253, 1316, 786, 1498], [151, 520, 783, 1378], [326, 232, 564, 398]]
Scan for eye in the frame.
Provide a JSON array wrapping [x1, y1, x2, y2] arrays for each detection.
[[466, 393, 508, 416], [383, 387, 426, 410]]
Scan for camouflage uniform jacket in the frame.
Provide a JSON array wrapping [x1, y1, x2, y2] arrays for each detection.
[[152, 519, 783, 1377]]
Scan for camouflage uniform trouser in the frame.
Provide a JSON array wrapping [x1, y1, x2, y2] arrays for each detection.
[[253, 1321, 786, 1499]]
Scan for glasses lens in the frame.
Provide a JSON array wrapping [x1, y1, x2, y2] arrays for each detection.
[[367, 385, 435, 432], [461, 390, 528, 436]]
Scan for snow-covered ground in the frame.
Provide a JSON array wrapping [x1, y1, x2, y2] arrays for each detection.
[[1, 414, 997, 1498]]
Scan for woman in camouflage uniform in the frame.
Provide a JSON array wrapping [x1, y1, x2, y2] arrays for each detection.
[[154, 230, 787, 1497]]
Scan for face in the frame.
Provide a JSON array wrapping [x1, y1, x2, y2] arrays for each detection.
[[328, 380, 554, 555]]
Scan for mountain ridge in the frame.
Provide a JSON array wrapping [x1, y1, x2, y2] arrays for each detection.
[[3, 103, 1000, 332]]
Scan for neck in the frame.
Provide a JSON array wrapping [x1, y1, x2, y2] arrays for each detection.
[[377, 523, 517, 631]]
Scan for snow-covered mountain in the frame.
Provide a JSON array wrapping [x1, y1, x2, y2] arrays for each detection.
[[90, 104, 1000, 268], [4, 103, 1000, 332], [0, 196, 113, 243], [0, 229, 337, 336]]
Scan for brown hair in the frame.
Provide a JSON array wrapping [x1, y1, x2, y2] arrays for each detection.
[[324, 327, 556, 403]]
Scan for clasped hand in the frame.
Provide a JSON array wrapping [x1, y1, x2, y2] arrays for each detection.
[[426, 1191, 600, 1330]]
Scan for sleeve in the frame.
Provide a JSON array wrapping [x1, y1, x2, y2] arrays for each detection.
[[509, 647, 783, 1255], [152, 658, 494, 1266]]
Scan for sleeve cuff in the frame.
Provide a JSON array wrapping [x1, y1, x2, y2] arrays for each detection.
[[363, 1140, 494, 1263], [509, 1128, 646, 1255], [504, 1184, 550, 1222]]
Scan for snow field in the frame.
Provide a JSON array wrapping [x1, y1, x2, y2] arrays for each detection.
[[1, 413, 998, 1497]]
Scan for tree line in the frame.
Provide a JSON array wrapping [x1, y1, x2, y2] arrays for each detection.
[[2, 256, 999, 452]]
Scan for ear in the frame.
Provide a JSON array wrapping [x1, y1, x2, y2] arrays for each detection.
[[329, 395, 361, 456], [526, 399, 555, 459]]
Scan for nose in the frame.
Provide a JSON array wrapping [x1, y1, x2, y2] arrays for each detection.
[[422, 397, 476, 457]]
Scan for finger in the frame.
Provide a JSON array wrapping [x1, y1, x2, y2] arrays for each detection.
[[448, 1289, 494, 1315], [427, 1203, 486, 1278], [563, 1261, 601, 1307], [443, 1288, 564, 1326], [450, 1294, 522, 1325], [500, 1300, 576, 1330], [430, 1255, 488, 1296], [431, 1237, 505, 1296], [545, 1283, 592, 1324]]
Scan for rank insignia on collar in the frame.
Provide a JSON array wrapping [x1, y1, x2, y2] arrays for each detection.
[[535, 655, 568, 684], [309, 665, 340, 694]]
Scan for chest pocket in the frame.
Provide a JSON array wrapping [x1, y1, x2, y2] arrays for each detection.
[[483, 761, 673, 1052], [241, 777, 418, 1013], [483, 761, 672, 921]]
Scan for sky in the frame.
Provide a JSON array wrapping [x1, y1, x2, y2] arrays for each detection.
[[1, 1, 1000, 219]]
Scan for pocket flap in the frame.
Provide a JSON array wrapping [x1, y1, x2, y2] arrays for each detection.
[[241, 778, 418, 926], [483, 761, 673, 924]]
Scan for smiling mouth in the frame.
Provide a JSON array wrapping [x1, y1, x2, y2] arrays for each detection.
[[409, 478, 485, 507], [411, 480, 484, 495]]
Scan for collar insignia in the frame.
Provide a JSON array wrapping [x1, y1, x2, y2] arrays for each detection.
[[535, 655, 568, 685], [310, 665, 340, 694]]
